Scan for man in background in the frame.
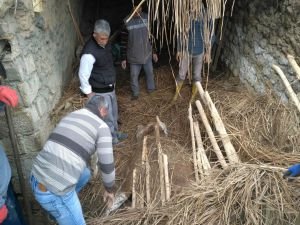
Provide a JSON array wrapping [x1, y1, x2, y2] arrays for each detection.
[[79, 19, 127, 145], [121, 0, 158, 100]]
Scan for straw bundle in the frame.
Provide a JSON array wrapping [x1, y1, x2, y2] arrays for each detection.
[[87, 165, 299, 225]]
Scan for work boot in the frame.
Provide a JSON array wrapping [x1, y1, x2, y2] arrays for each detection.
[[189, 83, 198, 104], [117, 132, 128, 141], [172, 80, 184, 102]]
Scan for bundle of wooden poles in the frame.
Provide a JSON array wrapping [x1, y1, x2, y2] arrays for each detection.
[[131, 116, 171, 208], [189, 81, 240, 181]]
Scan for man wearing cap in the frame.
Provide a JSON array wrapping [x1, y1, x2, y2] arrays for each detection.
[[79, 19, 127, 145], [30, 95, 115, 225]]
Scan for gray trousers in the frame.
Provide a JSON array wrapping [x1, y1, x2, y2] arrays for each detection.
[[178, 53, 204, 82], [129, 56, 155, 96], [95, 90, 118, 138]]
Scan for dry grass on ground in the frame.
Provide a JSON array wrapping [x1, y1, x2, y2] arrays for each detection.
[[51, 65, 300, 225]]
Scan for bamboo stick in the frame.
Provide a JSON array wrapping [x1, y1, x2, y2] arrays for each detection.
[[195, 81, 206, 102], [67, 0, 84, 45], [163, 153, 171, 201], [287, 54, 300, 80], [188, 105, 200, 182], [193, 121, 211, 173], [195, 100, 228, 168], [146, 157, 150, 205], [272, 64, 300, 113], [204, 92, 240, 163], [126, 0, 147, 23], [155, 124, 166, 205], [142, 136, 148, 165], [159, 152, 166, 205], [132, 168, 137, 208], [141, 136, 148, 208]]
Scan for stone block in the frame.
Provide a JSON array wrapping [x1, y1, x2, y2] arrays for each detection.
[[35, 95, 48, 117], [17, 73, 40, 107], [24, 54, 36, 74], [12, 109, 35, 135], [0, 0, 13, 17], [18, 133, 42, 154]]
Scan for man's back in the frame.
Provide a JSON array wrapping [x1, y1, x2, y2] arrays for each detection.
[[32, 108, 113, 195]]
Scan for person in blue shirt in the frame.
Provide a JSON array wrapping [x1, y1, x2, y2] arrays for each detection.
[[283, 164, 300, 224], [173, 11, 215, 103]]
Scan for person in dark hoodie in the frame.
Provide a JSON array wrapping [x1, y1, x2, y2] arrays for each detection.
[[120, 1, 158, 100], [30, 95, 115, 225], [79, 19, 127, 145]]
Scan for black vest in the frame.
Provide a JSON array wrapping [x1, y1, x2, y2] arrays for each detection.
[[81, 38, 116, 90]]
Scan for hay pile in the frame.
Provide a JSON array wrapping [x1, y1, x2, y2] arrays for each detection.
[[51, 65, 300, 225]]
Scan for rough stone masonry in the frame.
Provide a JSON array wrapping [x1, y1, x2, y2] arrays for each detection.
[[0, 0, 82, 192], [222, 0, 300, 102]]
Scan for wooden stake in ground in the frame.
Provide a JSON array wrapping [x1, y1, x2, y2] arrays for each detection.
[[132, 168, 137, 208], [204, 92, 240, 164], [287, 54, 300, 80], [145, 157, 151, 205], [193, 121, 211, 173], [188, 105, 200, 182], [163, 153, 171, 201], [155, 124, 166, 205], [272, 64, 300, 113], [195, 100, 228, 168]]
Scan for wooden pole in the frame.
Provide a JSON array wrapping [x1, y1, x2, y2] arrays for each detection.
[[272, 64, 300, 113], [195, 100, 228, 168], [193, 121, 211, 173], [145, 157, 150, 205], [67, 0, 84, 45], [204, 92, 240, 163], [155, 125, 166, 205], [287, 54, 300, 80], [188, 105, 200, 182], [126, 0, 146, 23], [132, 168, 137, 208], [163, 154, 171, 201]]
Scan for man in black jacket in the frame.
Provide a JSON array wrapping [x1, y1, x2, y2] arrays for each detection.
[[79, 19, 127, 145]]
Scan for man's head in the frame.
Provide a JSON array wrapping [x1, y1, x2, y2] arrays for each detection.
[[86, 95, 109, 119], [93, 19, 110, 47]]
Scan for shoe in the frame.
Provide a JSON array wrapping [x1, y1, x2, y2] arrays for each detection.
[[172, 80, 184, 102], [148, 89, 156, 94], [117, 132, 128, 141], [131, 95, 139, 101], [112, 137, 119, 145]]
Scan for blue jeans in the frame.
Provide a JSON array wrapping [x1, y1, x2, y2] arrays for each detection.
[[30, 168, 91, 225], [3, 183, 27, 225], [130, 56, 155, 96]]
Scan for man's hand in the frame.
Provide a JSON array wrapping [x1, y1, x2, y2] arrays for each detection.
[[0, 204, 8, 223], [152, 53, 158, 63], [103, 190, 115, 209], [121, 60, 127, 70], [0, 86, 18, 107], [283, 164, 300, 178], [87, 92, 95, 99]]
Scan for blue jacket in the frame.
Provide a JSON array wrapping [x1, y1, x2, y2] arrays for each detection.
[[0, 145, 11, 207], [178, 18, 215, 56]]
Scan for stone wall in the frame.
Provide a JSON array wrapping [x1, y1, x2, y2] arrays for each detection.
[[221, 0, 300, 101], [0, 0, 82, 191]]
